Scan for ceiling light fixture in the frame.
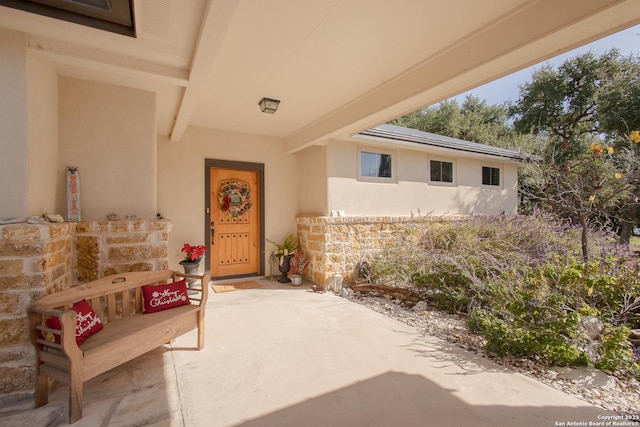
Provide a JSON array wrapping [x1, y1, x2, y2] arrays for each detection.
[[258, 97, 280, 114]]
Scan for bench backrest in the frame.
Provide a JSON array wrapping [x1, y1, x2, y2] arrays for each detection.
[[33, 270, 179, 324]]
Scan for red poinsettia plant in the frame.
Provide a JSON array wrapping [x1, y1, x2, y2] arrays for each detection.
[[182, 243, 207, 261], [289, 251, 309, 275]]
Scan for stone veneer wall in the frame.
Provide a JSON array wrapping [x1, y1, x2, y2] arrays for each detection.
[[0, 219, 170, 402], [74, 219, 171, 282], [296, 216, 431, 286]]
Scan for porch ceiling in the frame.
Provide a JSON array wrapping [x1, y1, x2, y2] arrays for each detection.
[[1, 0, 639, 151]]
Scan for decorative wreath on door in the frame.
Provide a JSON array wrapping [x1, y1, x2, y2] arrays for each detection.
[[219, 181, 252, 217]]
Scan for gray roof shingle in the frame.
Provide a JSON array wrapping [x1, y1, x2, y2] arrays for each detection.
[[357, 124, 538, 163]]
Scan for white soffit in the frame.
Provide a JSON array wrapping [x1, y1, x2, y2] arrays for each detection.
[[0, 0, 638, 145]]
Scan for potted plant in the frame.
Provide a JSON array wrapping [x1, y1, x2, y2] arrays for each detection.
[[179, 243, 206, 282], [267, 234, 299, 283], [266, 234, 299, 256], [288, 251, 309, 286]]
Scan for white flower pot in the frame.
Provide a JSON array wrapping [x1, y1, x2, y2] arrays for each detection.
[[290, 274, 302, 286]]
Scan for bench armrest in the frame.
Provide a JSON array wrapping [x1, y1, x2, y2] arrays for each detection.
[[28, 305, 82, 357], [173, 272, 209, 307]]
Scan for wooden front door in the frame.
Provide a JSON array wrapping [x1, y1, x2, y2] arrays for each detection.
[[209, 167, 260, 278]]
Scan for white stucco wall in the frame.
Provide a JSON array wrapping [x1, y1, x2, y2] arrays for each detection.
[[158, 126, 300, 271], [324, 139, 519, 217], [26, 53, 58, 216], [58, 78, 157, 221], [0, 30, 28, 218], [297, 145, 327, 216]]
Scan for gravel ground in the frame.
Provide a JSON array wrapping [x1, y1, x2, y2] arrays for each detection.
[[345, 290, 640, 416]]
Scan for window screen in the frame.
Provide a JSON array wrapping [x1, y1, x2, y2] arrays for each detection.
[[361, 151, 392, 178], [482, 166, 500, 186], [430, 160, 453, 183]]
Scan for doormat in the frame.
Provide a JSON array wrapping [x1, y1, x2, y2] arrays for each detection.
[[211, 281, 261, 293]]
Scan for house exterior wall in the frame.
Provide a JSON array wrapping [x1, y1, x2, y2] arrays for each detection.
[[0, 30, 29, 218], [26, 52, 58, 216], [297, 145, 327, 216], [324, 138, 519, 217], [2, 59, 302, 279], [158, 126, 300, 272], [58, 78, 157, 221], [294, 138, 520, 287]]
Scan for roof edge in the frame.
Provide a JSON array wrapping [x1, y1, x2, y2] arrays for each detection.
[[356, 124, 539, 163]]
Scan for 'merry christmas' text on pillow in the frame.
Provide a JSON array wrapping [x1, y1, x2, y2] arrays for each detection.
[[142, 279, 191, 313], [45, 299, 104, 346]]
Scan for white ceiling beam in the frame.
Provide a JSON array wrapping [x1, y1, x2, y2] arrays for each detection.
[[169, 0, 240, 142], [30, 41, 189, 87], [284, 0, 640, 153]]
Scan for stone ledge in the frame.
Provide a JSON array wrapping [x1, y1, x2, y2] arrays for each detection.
[[0, 225, 45, 243], [297, 215, 465, 224], [74, 219, 171, 235]]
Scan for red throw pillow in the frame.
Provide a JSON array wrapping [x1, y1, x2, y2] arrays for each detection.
[[45, 299, 104, 346], [142, 279, 190, 314]]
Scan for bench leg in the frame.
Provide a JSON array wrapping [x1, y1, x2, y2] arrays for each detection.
[[68, 369, 83, 423], [35, 375, 49, 407], [197, 317, 205, 350]]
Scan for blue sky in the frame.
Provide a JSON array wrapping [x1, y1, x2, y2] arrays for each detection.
[[450, 24, 640, 106]]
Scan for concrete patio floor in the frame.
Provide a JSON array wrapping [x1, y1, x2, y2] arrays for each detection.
[[4, 278, 610, 426]]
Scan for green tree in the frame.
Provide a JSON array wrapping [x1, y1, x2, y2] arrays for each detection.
[[511, 49, 640, 253], [522, 139, 636, 263], [390, 96, 515, 148], [598, 55, 640, 242], [457, 96, 511, 145], [391, 99, 463, 137], [510, 50, 624, 160], [597, 53, 640, 138]]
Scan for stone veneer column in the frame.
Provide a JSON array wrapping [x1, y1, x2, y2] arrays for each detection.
[[0, 222, 75, 399], [296, 216, 424, 286], [296, 216, 326, 285]]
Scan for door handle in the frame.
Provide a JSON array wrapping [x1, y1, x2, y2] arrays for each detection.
[[210, 221, 215, 244]]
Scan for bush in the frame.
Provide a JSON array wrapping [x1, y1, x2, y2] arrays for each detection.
[[469, 307, 589, 366], [595, 325, 636, 373], [367, 213, 640, 376]]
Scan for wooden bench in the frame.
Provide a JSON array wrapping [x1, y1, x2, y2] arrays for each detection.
[[27, 269, 209, 423]]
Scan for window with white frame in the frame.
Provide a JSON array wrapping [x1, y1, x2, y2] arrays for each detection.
[[482, 166, 500, 186], [430, 160, 453, 183], [360, 150, 392, 179]]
